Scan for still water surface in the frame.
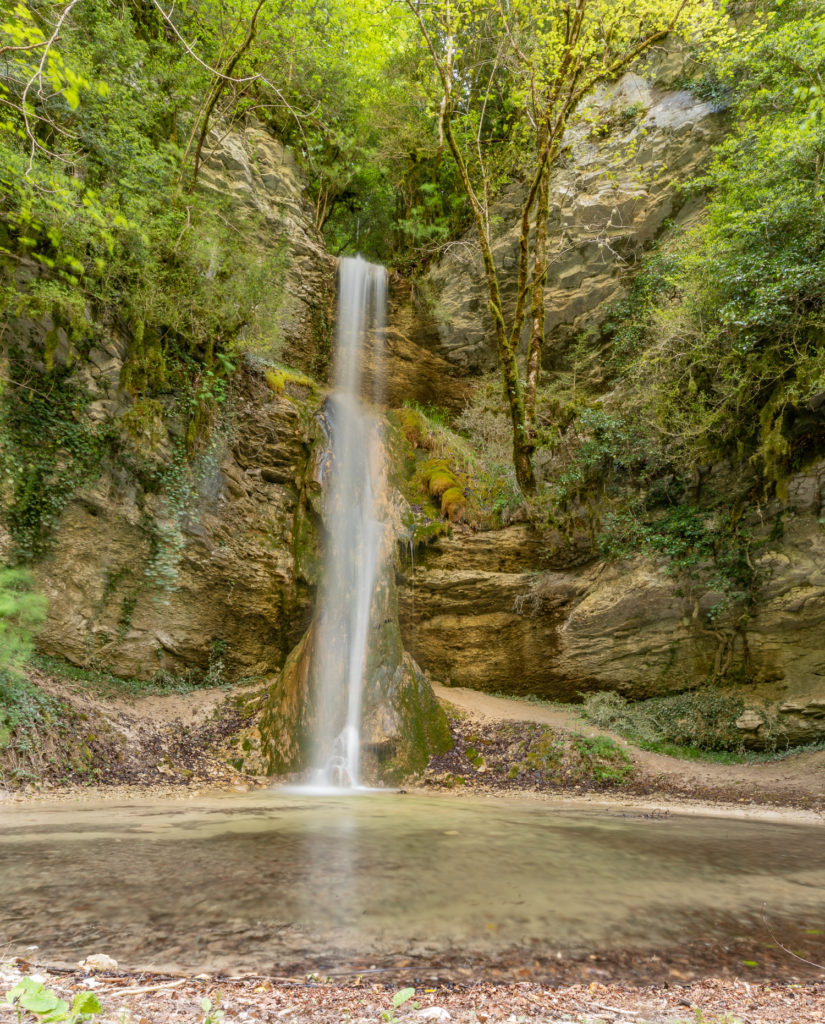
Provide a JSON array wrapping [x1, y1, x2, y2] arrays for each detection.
[[1, 792, 823, 975]]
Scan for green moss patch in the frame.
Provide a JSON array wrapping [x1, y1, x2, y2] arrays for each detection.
[[424, 715, 636, 793], [264, 363, 318, 400], [387, 402, 523, 547]]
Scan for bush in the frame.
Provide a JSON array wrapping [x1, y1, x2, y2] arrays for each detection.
[[581, 688, 747, 752], [0, 568, 46, 677]]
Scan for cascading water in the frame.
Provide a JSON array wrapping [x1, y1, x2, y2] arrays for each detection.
[[309, 256, 388, 789]]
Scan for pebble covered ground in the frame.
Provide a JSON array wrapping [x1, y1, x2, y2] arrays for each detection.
[[1, 959, 823, 1024]]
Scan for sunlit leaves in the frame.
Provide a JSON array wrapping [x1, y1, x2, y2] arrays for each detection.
[[615, 0, 825, 479], [0, 569, 47, 678]]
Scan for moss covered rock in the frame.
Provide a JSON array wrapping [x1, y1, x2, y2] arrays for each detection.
[[259, 534, 452, 783], [440, 485, 466, 521]]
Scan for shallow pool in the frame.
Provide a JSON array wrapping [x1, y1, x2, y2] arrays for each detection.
[[1, 791, 823, 978]]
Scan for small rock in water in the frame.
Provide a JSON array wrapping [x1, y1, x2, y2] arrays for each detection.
[[417, 1009, 451, 1021], [80, 953, 118, 971]]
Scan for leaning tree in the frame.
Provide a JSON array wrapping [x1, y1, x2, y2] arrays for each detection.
[[403, 0, 730, 492]]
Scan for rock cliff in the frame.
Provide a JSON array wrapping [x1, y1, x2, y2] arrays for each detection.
[[398, 458, 825, 747], [424, 53, 725, 374], [30, 365, 316, 679], [1, 123, 333, 679]]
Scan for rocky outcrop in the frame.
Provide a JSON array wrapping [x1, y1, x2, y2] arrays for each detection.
[[29, 366, 315, 679], [399, 459, 825, 745], [424, 53, 725, 374], [369, 278, 473, 413], [260, 606, 452, 784], [198, 122, 336, 371]]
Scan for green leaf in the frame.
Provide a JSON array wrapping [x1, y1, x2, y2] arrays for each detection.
[[392, 988, 415, 1009], [71, 991, 102, 1015], [20, 989, 66, 1015], [6, 978, 40, 1002]]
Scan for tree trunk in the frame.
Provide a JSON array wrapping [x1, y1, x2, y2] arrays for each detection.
[[441, 115, 536, 493], [525, 159, 550, 436], [188, 0, 267, 193]]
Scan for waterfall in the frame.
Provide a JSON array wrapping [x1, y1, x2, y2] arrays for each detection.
[[309, 256, 388, 789]]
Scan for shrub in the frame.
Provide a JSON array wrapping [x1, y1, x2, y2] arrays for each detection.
[[581, 688, 748, 752]]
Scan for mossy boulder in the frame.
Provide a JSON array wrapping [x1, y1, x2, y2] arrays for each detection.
[[440, 485, 466, 521], [397, 407, 428, 449], [362, 653, 453, 784], [419, 458, 457, 498], [259, 561, 452, 784]]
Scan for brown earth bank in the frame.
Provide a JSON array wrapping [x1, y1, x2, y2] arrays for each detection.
[[425, 685, 825, 815], [1, 958, 823, 1024], [0, 665, 270, 798], [4, 670, 825, 817]]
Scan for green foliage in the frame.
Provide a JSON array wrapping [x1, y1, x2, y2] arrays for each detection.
[[0, 358, 113, 562], [597, 247, 683, 373], [200, 994, 225, 1024], [33, 651, 234, 699], [0, 567, 46, 676], [581, 688, 749, 753], [570, 734, 635, 784], [598, 501, 759, 625], [299, 19, 469, 263], [0, 671, 60, 767], [382, 988, 418, 1022], [611, 0, 825, 484], [0, 0, 290, 571], [0, 566, 48, 756], [547, 407, 669, 511], [5, 977, 101, 1024], [528, 2, 825, 586]]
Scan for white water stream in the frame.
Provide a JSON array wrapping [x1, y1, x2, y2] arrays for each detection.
[[309, 256, 388, 789]]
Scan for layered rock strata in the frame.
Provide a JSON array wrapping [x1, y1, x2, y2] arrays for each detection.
[[425, 57, 725, 374], [399, 459, 825, 746]]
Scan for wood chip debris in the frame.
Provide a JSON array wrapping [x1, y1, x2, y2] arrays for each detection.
[[1, 962, 823, 1024]]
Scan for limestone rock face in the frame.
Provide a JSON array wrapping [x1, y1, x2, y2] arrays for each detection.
[[400, 531, 717, 702], [424, 61, 724, 374], [198, 122, 336, 371], [369, 279, 472, 413], [399, 460, 825, 744], [741, 476, 825, 745], [32, 367, 314, 679]]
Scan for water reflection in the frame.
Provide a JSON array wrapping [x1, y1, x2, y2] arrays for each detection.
[[1, 792, 823, 975]]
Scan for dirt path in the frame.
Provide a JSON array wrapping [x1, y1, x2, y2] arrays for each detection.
[[433, 683, 825, 813], [35, 669, 255, 728]]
